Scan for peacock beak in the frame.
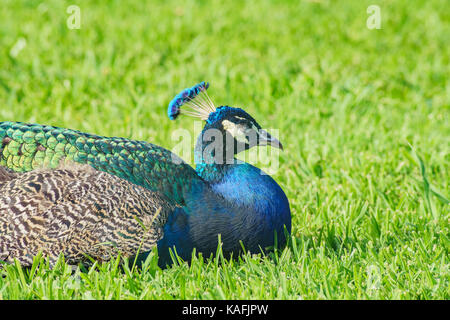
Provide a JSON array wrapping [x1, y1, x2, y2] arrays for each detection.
[[257, 129, 283, 150]]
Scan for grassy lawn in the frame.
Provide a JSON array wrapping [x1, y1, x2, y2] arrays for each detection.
[[0, 0, 448, 299]]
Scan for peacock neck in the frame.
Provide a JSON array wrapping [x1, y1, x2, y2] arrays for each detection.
[[157, 130, 291, 266], [193, 126, 243, 183], [195, 162, 239, 184], [192, 128, 291, 248]]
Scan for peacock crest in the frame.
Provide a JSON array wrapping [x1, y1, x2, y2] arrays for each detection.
[[168, 81, 216, 120]]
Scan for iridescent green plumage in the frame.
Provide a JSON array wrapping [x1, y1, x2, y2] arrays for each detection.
[[0, 121, 198, 205]]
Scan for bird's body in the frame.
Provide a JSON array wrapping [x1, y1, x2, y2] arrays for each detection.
[[159, 162, 290, 264], [0, 82, 291, 267]]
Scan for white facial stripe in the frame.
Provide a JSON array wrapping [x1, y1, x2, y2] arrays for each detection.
[[222, 119, 236, 132], [222, 120, 248, 143]]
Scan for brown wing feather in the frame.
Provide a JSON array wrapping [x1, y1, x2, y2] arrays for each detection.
[[0, 164, 175, 266], [0, 166, 17, 185]]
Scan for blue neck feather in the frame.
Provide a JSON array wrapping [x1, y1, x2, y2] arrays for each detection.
[[156, 124, 291, 267]]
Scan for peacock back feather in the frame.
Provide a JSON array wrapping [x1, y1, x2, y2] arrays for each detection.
[[0, 121, 199, 205]]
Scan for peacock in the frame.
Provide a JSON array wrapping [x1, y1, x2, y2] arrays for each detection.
[[0, 82, 291, 267]]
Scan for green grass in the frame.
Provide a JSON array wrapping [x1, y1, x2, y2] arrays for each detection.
[[0, 0, 449, 299]]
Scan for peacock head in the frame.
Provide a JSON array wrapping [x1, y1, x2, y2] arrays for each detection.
[[168, 82, 282, 164]]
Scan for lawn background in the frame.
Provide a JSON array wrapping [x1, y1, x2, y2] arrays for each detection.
[[0, 0, 448, 299]]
